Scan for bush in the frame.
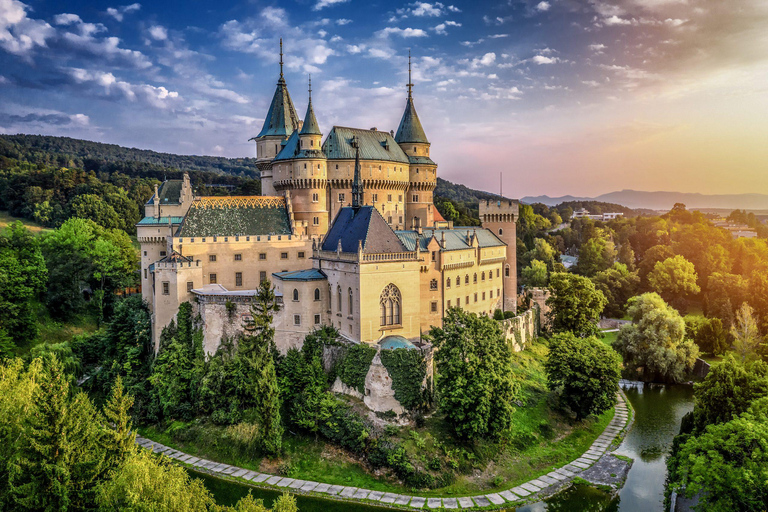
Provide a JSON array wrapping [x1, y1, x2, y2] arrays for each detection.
[[336, 344, 377, 394], [380, 348, 428, 411]]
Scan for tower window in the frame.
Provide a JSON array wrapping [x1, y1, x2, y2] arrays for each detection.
[[339, 193, 345, 203], [474, 273, 478, 283], [209, 255, 216, 262], [259, 253, 267, 260], [456, 275, 461, 286], [505, 265, 510, 277], [234, 254, 242, 261], [313, 217, 319, 225], [388, 194, 392, 202], [162, 282, 169, 295], [187, 281, 193, 292], [447, 277, 451, 288], [235, 272, 242, 287], [281, 252, 288, 259], [293, 289, 299, 301], [348, 288, 353, 315], [294, 315, 301, 326], [499, 228, 503, 236], [430, 279, 438, 291], [465, 274, 469, 285], [312, 193, 318, 202], [314, 288, 321, 301], [298, 251, 305, 258], [314, 314, 321, 325], [412, 194, 419, 202], [431, 301, 438, 313]]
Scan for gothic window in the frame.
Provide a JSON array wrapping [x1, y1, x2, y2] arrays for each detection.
[[456, 275, 461, 287], [465, 274, 469, 285], [474, 273, 478, 283], [348, 288, 353, 315], [379, 283, 402, 326], [447, 277, 451, 288], [314, 288, 320, 301], [430, 279, 438, 291], [499, 228, 503, 236], [337, 285, 342, 312], [293, 289, 299, 301], [505, 265, 510, 277]]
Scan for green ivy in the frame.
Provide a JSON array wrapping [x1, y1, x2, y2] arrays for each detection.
[[337, 344, 377, 394], [380, 348, 427, 411]]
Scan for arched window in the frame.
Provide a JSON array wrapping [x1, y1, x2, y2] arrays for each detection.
[[473, 273, 478, 283], [498, 228, 503, 236], [348, 288, 353, 315], [456, 275, 461, 287], [447, 277, 452, 288], [465, 274, 469, 285], [328, 285, 333, 307], [505, 265, 510, 277], [314, 288, 320, 301], [482, 272, 485, 281], [380, 283, 402, 326], [430, 279, 438, 291], [337, 285, 342, 312], [293, 289, 299, 301]]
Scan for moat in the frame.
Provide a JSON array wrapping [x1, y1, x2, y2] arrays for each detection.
[[193, 381, 694, 511]]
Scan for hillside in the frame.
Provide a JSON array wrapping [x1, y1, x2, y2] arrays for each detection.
[[522, 189, 768, 211], [0, 134, 259, 177]]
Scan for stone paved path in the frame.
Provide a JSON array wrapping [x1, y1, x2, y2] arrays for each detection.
[[135, 393, 631, 510]]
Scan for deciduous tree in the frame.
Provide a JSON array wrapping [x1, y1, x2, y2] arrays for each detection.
[[546, 272, 607, 337]]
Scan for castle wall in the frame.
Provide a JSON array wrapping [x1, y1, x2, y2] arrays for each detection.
[[480, 199, 519, 312], [440, 244, 506, 318], [500, 307, 540, 352]]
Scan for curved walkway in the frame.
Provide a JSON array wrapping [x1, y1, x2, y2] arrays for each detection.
[[136, 393, 631, 510]]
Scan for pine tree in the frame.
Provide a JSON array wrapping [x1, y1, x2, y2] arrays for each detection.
[[102, 376, 136, 470]]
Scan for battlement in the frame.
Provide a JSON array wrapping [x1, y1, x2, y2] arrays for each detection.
[[479, 199, 519, 222]]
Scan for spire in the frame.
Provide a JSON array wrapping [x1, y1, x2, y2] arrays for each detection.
[[351, 138, 364, 208], [299, 74, 322, 136], [395, 51, 429, 144], [256, 38, 301, 138]]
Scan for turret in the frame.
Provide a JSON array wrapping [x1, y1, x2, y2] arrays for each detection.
[[252, 39, 301, 196], [480, 198, 519, 312], [299, 76, 322, 151], [397, 52, 437, 229]]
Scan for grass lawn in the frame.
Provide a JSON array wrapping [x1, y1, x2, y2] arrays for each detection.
[[0, 210, 50, 234], [599, 330, 619, 348], [140, 339, 617, 497]]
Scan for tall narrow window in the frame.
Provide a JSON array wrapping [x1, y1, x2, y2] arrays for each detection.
[[293, 289, 299, 302], [348, 288, 353, 315], [314, 288, 320, 301], [379, 283, 402, 326], [235, 272, 242, 287], [505, 265, 510, 277], [337, 285, 342, 312]]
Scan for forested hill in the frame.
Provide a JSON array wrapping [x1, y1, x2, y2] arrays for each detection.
[[0, 134, 259, 177]]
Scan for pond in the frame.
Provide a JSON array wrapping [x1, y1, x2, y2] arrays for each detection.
[[515, 380, 695, 512], [192, 380, 694, 511]]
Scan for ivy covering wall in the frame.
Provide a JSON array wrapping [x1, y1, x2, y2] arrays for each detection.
[[380, 348, 428, 411], [337, 344, 377, 394]]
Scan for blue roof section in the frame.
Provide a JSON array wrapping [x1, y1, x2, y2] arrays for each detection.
[[137, 216, 185, 226], [322, 206, 407, 254], [380, 335, 417, 350], [299, 97, 322, 136], [396, 227, 506, 251], [273, 131, 327, 162], [272, 269, 327, 281]]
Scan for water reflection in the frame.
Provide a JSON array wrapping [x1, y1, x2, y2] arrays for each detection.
[[516, 381, 693, 512]]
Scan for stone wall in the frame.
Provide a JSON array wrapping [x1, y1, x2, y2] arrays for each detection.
[[500, 306, 540, 352]]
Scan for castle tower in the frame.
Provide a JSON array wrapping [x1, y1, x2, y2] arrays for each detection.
[[290, 77, 329, 237], [480, 199, 519, 312], [396, 52, 437, 228], [252, 39, 301, 196]]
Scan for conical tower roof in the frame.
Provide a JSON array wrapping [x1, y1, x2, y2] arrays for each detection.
[[394, 52, 429, 144], [257, 39, 301, 138], [299, 76, 321, 136]]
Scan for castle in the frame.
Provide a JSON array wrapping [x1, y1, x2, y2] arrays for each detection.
[[138, 44, 519, 357]]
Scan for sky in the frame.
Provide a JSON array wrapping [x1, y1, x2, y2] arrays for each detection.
[[1, 0, 767, 198]]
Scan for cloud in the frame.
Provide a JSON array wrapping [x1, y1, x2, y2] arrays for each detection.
[[394, 2, 459, 18], [536, 1, 551, 11], [105, 3, 140, 22], [582, 80, 601, 87], [376, 27, 428, 38], [65, 67, 180, 108], [336, 18, 352, 25], [434, 20, 461, 35], [368, 47, 389, 59], [148, 25, 168, 41], [604, 15, 633, 25], [313, 0, 349, 11], [467, 52, 496, 68], [483, 15, 513, 25], [347, 44, 365, 54], [0, 0, 55, 57], [532, 55, 560, 64], [0, 111, 89, 126], [52, 13, 82, 26], [589, 43, 607, 54]]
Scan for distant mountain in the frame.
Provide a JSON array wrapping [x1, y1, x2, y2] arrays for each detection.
[[522, 190, 768, 211]]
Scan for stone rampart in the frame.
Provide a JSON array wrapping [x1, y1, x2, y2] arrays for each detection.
[[500, 306, 540, 352]]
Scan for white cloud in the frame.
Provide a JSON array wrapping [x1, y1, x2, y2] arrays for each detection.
[[53, 13, 82, 26], [664, 18, 686, 26], [483, 15, 513, 25], [411, 2, 443, 16], [70, 113, 90, 125], [148, 25, 168, 41], [336, 18, 352, 25], [589, 43, 607, 54], [468, 52, 496, 68], [532, 55, 560, 64], [582, 80, 601, 87], [447, 5, 461, 12], [0, 0, 55, 56], [347, 44, 365, 54], [65, 67, 180, 108], [368, 47, 389, 59], [105, 3, 140, 22], [434, 20, 460, 35], [536, 1, 551, 12], [313, 0, 350, 11], [604, 15, 632, 25], [377, 27, 428, 38]]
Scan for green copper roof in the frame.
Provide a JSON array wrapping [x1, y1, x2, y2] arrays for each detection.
[[145, 180, 184, 205], [394, 96, 429, 144], [273, 269, 327, 281], [323, 127, 409, 164], [380, 335, 417, 350], [137, 216, 185, 226], [257, 77, 301, 138], [176, 197, 291, 237], [396, 227, 506, 252], [299, 96, 321, 136]]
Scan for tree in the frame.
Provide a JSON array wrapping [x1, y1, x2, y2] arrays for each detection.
[[102, 377, 137, 470], [731, 303, 763, 362], [575, 231, 616, 277], [705, 273, 748, 327], [689, 317, 729, 356], [426, 308, 519, 440], [692, 356, 768, 432], [638, 244, 674, 286], [613, 293, 699, 383], [545, 333, 621, 420], [241, 281, 283, 455], [546, 272, 607, 337], [521, 259, 548, 288], [668, 400, 768, 512], [647, 255, 700, 309], [592, 263, 640, 318]]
